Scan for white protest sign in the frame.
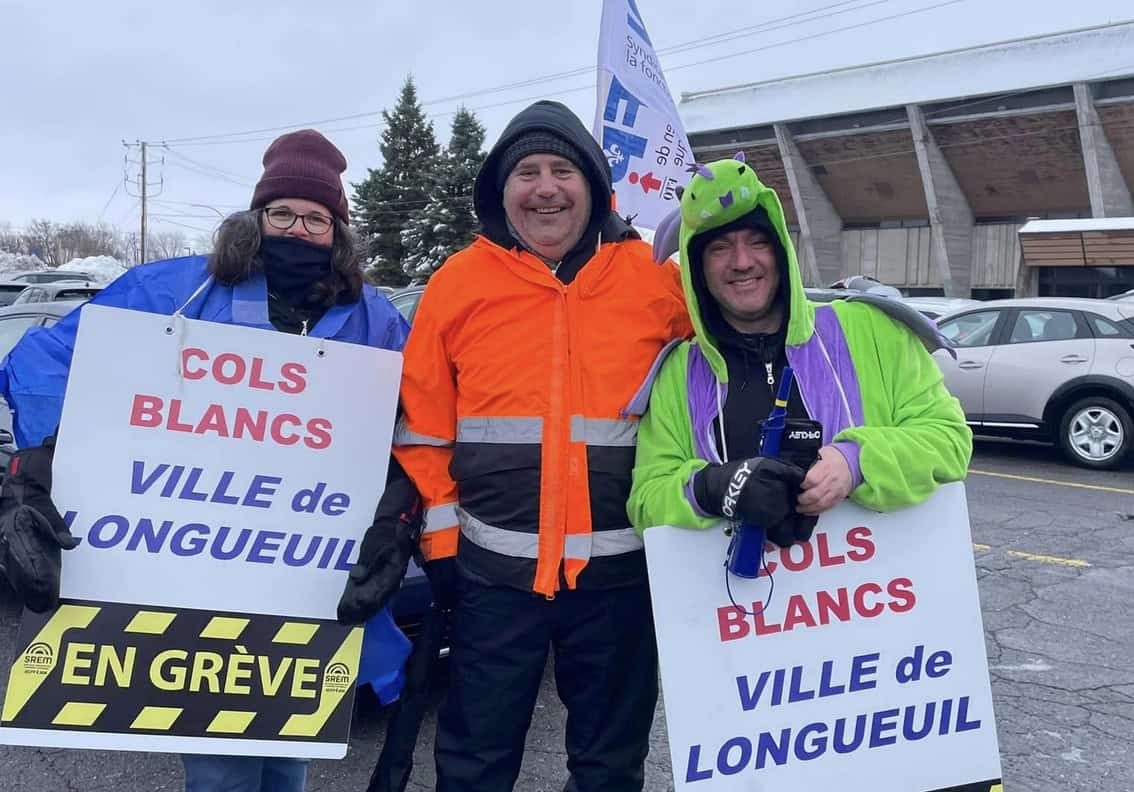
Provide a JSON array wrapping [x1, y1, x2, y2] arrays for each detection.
[[594, 0, 692, 230], [52, 304, 401, 620], [645, 483, 1001, 791]]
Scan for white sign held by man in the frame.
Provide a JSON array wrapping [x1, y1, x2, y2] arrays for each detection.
[[644, 483, 1002, 791]]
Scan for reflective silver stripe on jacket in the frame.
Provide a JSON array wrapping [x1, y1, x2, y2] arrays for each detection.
[[457, 416, 543, 443], [563, 529, 644, 560], [423, 502, 458, 534], [393, 418, 453, 448], [457, 507, 643, 561], [457, 507, 539, 558], [569, 416, 639, 447]]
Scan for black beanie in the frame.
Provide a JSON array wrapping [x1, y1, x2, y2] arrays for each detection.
[[496, 131, 588, 190], [688, 206, 782, 269]]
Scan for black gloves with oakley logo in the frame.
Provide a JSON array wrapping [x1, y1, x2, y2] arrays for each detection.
[[0, 438, 79, 613], [693, 419, 824, 548]]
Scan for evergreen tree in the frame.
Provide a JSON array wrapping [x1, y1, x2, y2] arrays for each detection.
[[352, 76, 440, 287], [401, 107, 487, 281]]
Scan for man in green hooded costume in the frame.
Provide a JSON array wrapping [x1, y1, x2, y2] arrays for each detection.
[[627, 153, 972, 540]]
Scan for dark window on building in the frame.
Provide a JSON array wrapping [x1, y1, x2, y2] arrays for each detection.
[[904, 287, 945, 297], [1037, 266, 1134, 299], [971, 288, 1014, 300]]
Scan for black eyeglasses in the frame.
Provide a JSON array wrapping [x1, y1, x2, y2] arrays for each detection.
[[263, 206, 333, 235]]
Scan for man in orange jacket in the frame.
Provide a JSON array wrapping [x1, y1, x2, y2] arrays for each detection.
[[393, 100, 691, 791]]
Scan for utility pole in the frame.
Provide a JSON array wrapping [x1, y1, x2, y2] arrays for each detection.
[[140, 141, 148, 265], [123, 140, 163, 265]]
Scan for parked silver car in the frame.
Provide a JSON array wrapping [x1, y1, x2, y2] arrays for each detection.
[[934, 298, 1134, 468], [899, 296, 980, 320], [0, 300, 88, 469], [11, 282, 102, 305]]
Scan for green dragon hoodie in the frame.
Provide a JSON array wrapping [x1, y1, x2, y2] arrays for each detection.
[[627, 154, 972, 532]]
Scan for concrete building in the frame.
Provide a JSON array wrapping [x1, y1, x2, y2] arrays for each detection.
[[680, 21, 1134, 298]]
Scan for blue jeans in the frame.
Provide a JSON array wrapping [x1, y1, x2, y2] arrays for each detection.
[[181, 754, 308, 792]]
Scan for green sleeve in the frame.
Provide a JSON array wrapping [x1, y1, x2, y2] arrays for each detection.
[[628, 344, 720, 535], [834, 305, 973, 512]]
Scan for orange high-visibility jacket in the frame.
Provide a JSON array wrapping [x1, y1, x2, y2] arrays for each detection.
[[393, 234, 691, 596]]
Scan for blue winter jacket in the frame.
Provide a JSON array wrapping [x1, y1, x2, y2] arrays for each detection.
[[0, 255, 412, 702]]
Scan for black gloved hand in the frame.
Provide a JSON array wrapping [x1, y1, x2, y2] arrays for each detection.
[[422, 556, 458, 611], [0, 438, 79, 613], [767, 512, 819, 549], [337, 458, 423, 626], [693, 456, 806, 535]]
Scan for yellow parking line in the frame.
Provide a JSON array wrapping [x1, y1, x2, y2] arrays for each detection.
[[969, 469, 1134, 496], [972, 543, 1090, 567], [1006, 550, 1090, 568]]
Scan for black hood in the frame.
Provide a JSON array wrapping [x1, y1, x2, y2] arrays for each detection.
[[474, 100, 614, 256]]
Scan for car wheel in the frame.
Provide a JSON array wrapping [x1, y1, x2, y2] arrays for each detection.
[[1058, 396, 1132, 469]]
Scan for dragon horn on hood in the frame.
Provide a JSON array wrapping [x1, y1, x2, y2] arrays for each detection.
[[651, 206, 683, 264]]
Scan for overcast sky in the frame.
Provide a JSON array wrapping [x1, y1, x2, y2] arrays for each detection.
[[2, 0, 1131, 243]]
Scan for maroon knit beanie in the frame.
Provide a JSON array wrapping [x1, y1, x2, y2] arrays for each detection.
[[250, 129, 350, 224]]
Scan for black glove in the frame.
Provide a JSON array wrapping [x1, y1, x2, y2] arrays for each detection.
[[422, 556, 458, 611], [0, 438, 79, 613], [763, 418, 823, 548], [337, 458, 423, 626], [693, 456, 806, 539], [767, 512, 819, 549]]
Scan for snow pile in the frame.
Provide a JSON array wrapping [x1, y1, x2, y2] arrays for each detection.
[[0, 252, 46, 276], [58, 256, 130, 284]]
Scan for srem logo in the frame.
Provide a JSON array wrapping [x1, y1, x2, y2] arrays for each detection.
[[323, 662, 353, 692], [22, 642, 55, 671]]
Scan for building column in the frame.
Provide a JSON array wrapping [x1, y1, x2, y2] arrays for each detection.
[[1074, 82, 1134, 218], [774, 124, 843, 286], [907, 104, 974, 298]]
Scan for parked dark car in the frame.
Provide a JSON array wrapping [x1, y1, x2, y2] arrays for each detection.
[[7, 271, 98, 285], [11, 283, 102, 305], [0, 282, 31, 307]]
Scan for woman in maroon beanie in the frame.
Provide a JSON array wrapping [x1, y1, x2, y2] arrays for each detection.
[[0, 129, 412, 792]]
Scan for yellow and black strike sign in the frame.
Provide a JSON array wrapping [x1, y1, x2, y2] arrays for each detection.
[[1, 599, 361, 746]]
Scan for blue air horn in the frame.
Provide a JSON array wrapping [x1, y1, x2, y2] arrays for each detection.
[[726, 365, 795, 579]]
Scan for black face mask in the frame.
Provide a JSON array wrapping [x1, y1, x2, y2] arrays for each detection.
[[258, 236, 333, 306]]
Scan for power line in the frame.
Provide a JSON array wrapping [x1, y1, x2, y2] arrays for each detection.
[[97, 181, 122, 221], [163, 147, 253, 186], [151, 216, 213, 234], [662, 0, 965, 76], [151, 212, 227, 220], [164, 156, 251, 188], [415, 0, 893, 109], [152, 198, 246, 210], [158, 0, 907, 147]]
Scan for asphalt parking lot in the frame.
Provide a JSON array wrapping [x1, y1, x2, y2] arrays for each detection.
[[0, 437, 1131, 791]]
